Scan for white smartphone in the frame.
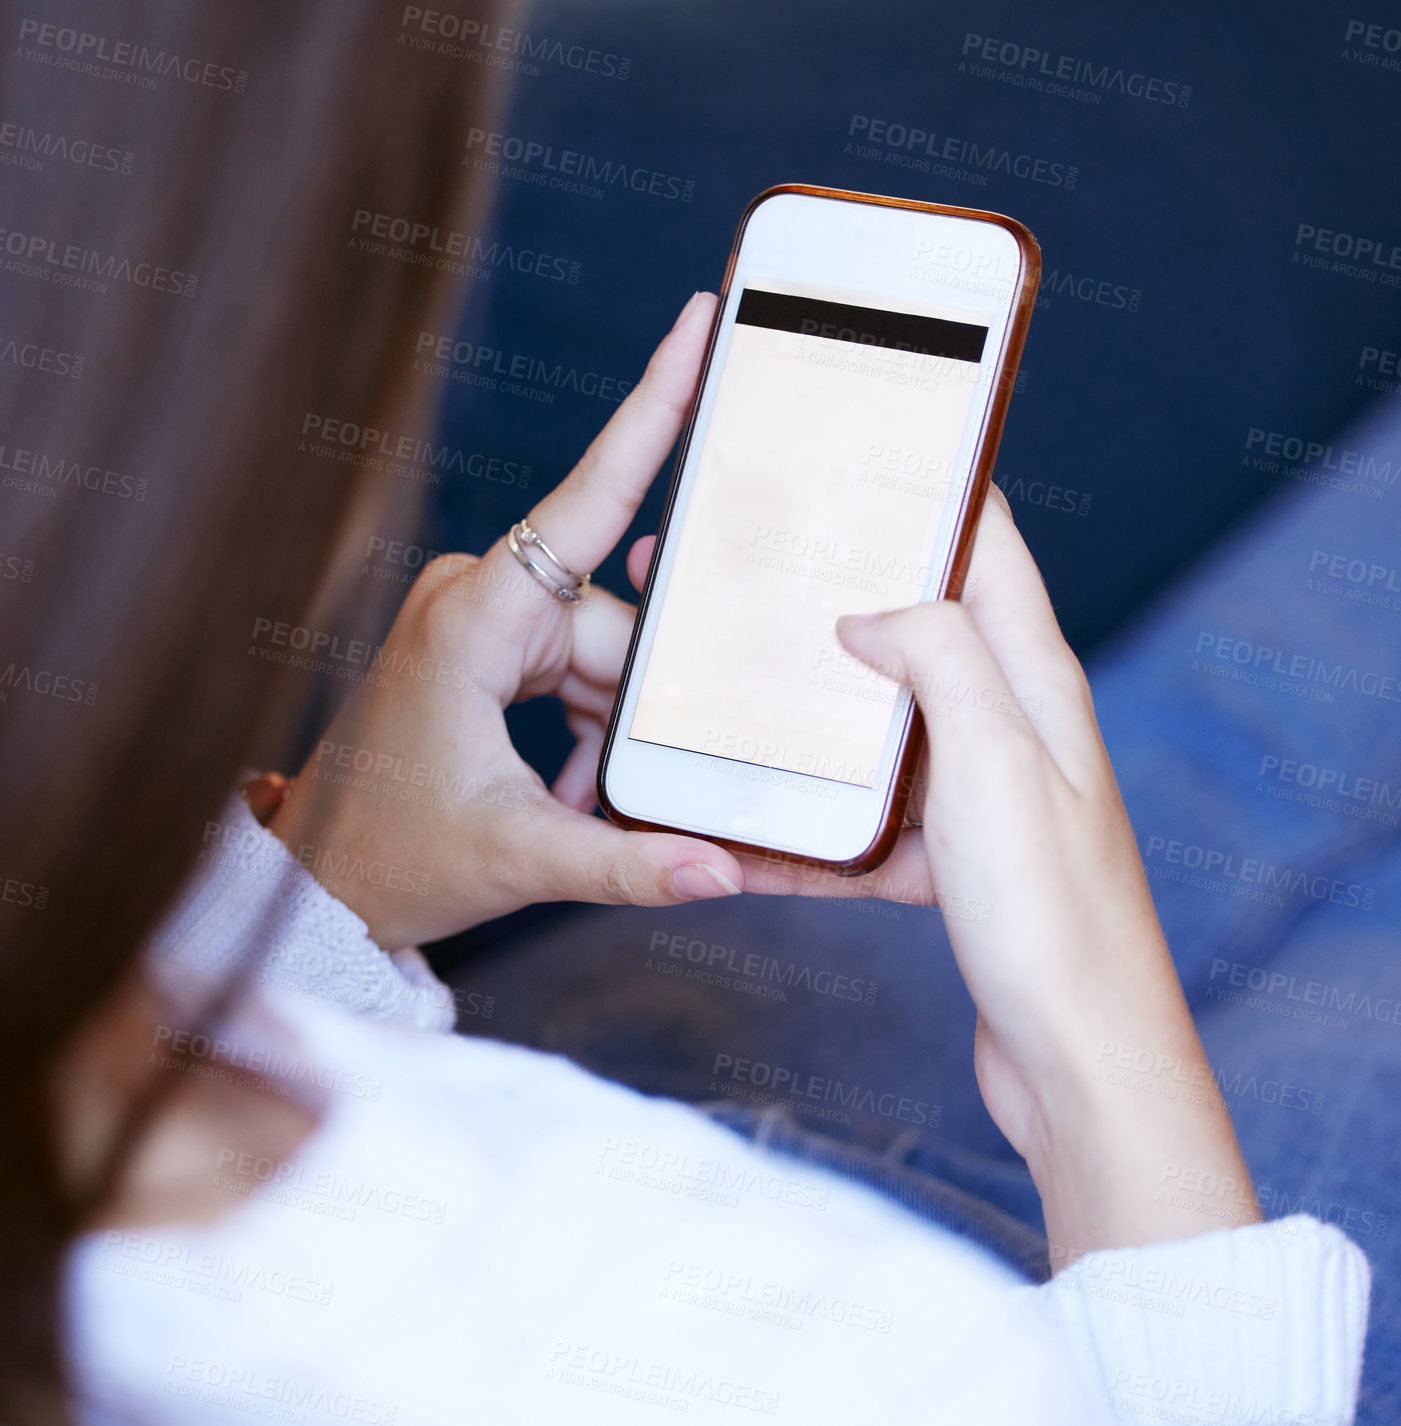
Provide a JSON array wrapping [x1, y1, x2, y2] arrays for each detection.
[[598, 185, 1039, 874]]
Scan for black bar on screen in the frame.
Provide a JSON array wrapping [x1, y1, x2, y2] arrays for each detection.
[[735, 287, 987, 363]]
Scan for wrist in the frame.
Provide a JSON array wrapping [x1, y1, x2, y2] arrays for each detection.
[[1019, 1006, 1260, 1267], [267, 785, 409, 950], [246, 772, 404, 944]]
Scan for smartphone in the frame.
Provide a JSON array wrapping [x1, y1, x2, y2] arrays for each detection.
[[598, 185, 1039, 875]]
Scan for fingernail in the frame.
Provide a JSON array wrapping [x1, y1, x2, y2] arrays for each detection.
[[672, 291, 702, 329], [836, 613, 878, 636], [672, 863, 741, 900]]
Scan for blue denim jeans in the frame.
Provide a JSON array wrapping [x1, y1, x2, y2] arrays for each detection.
[[699, 1098, 1055, 1284], [1083, 403, 1401, 1425]]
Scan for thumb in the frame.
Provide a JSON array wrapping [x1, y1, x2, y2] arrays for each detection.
[[835, 602, 1040, 776], [500, 802, 746, 908]]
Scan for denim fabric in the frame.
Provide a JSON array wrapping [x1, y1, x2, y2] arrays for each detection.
[[1086, 403, 1401, 1425], [699, 1098, 1054, 1284]]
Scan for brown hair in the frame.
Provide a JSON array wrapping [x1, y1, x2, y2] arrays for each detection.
[[0, 1, 511, 1417]]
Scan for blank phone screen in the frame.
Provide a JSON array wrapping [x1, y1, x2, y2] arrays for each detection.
[[630, 284, 989, 788]]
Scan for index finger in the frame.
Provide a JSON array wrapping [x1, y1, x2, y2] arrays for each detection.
[[736, 828, 936, 905], [522, 291, 717, 577]]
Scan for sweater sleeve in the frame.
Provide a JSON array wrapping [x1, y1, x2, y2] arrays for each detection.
[[146, 793, 457, 1032], [1037, 1215, 1371, 1425]]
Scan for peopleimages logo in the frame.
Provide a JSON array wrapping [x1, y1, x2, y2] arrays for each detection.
[[1195, 630, 1401, 705], [0, 662, 98, 706], [100, 1230, 335, 1306], [1340, 18, 1401, 74], [310, 738, 542, 816], [163, 1355, 398, 1425], [1209, 958, 1401, 1032], [0, 442, 147, 502], [463, 128, 695, 203], [300, 413, 530, 488], [398, 8, 632, 81], [1305, 549, 1401, 618], [0, 337, 82, 380], [847, 114, 1077, 189], [1293, 222, 1401, 287], [1244, 427, 1398, 481], [660, 1259, 894, 1333], [248, 615, 480, 692], [1308, 550, 1401, 594], [996, 474, 1094, 518], [15, 18, 248, 92], [1243, 426, 1398, 500], [648, 931, 879, 1006], [0, 227, 195, 296], [1358, 343, 1401, 394], [959, 32, 1191, 108], [349, 208, 579, 285], [710, 1053, 942, 1128], [1260, 751, 1401, 808], [1, 877, 48, 910], [0, 120, 135, 175], [413, 331, 633, 403], [1257, 751, 1400, 827], [1144, 834, 1374, 910], [545, 1342, 780, 1417], [151, 1025, 382, 1103], [1036, 269, 1141, 312], [0, 554, 36, 583]]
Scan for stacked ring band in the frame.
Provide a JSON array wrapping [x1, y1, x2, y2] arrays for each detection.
[[506, 519, 591, 604]]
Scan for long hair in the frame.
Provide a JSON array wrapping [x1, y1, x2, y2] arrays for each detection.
[[0, 1, 512, 1417]]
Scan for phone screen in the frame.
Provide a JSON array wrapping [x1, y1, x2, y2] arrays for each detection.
[[629, 283, 989, 788]]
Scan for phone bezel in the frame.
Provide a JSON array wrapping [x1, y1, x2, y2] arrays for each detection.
[[597, 184, 1041, 876]]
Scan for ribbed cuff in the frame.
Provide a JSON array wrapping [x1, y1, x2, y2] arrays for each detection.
[[147, 793, 457, 1033], [1042, 1215, 1371, 1425]]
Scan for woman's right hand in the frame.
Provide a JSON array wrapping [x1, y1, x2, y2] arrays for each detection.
[[737, 486, 1259, 1265]]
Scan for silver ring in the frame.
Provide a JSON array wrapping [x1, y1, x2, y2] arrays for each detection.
[[507, 519, 591, 604]]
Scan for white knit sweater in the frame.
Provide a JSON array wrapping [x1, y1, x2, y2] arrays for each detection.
[[66, 797, 1371, 1426]]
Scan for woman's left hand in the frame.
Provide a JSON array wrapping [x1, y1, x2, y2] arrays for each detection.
[[269, 292, 744, 948]]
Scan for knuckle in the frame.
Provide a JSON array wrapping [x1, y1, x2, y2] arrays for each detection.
[[897, 604, 966, 686], [401, 555, 494, 648], [1043, 644, 1096, 716], [913, 598, 973, 639], [560, 459, 634, 524], [629, 361, 688, 421], [593, 858, 646, 906], [411, 552, 482, 613], [420, 551, 479, 586]]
